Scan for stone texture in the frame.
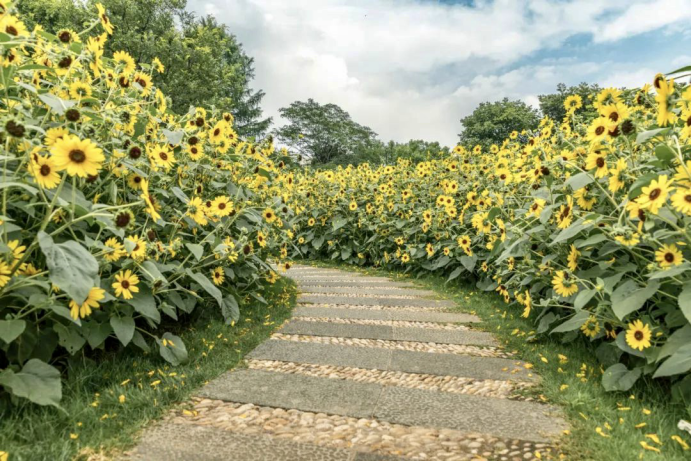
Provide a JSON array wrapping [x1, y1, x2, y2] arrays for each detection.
[[393, 326, 498, 347], [300, 286, 434, 297], [296, 280, 416, 288], [299, 294, 456, 308], [294, 316, 472, 331], [293, 306, 480, 323]]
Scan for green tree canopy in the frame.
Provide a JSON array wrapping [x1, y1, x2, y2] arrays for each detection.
[[275, 99, 379, 166], [458, 98, 540, 149], [538, 82, 602, 122], [17, 0, 271, 137]]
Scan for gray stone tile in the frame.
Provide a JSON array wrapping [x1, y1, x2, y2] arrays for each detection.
[[293, 306, 479, 323], [248, 339, 392, 369], [127, 423, 352, 461], [354, 453, 408, 461], [299, 286, 435, 297], [390, 349, 538, 382], [196, 369, 382, 419], [298, 294, 455, 308], [374, 387, 567, 442], [280, 319, 394, 340], [295, 280, 416, 288], [393, 327, 498, 346]]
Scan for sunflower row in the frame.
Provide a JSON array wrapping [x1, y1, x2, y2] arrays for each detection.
[[0, 3, 292, 406], [282, 72, 691, 392]]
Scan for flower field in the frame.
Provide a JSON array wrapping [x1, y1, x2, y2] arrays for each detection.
[[0, 4, 291, 407], [284, 73, 691, 394]]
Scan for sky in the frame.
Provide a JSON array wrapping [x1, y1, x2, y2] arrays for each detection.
[[187, 0, 691, 146]]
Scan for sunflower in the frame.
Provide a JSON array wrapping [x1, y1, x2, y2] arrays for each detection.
[[29, 155, 61, 189], [127, 173, 144, 189], [96, 3, 114, 34], [69, 80, 92, 100], [580, 315, 600, 338], [113, 51, 135, 75], [211, 196, 233, 217], [112, 270, 140, 299], [655, 243, 683, 268], [567, 244, 580, 272], [0, 260, 10, 288], [625, 320, 652, 351], [104, 237, 126, 262], [564, 95, 582, 113], [527, 198, 546, 218], [425, 243, 435, 257], [552, 270, 578, 297], [599, 103, 630, 125], [670, 187, 691, 215], [56, 28, 80, 44], [149, 144, 176, 171], [209, 121, 227, 144], [307, 217, 316, 226], [69, 287, 105, 320], [257, 231, 267, 248], [574, 187, 596, 210], [586, 118, 610, 144], [133, 72, 152, 95], [186, 144, 204, 161], [0, 14, 28, 37], [51, 135, 104, 178], [126, 235, 147, 261], [520, 290, 531, 318], [263, 208, 277, 223], [140, 179, 161, 221], [636, 175, 672, 215], [152, 57, 165, 73], [401, 253, 410, 263], [349, 201, 358, 211], [556, 196, 573, 230], [44, 127, 69, 146], [187, 196, 208, 226], [211, 267, 225, 286], [608, 158, 627, 193]]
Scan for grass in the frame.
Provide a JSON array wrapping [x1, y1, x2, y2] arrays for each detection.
[[0, 276, 296, 461], [303, 259, 691, 461]]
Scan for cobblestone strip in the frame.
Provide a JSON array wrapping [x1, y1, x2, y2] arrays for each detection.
[[167, 399, 554, 461], [293, 316, 472, 331], [247, 359, 534, 400], [298, 292, 420, 300], [272, 333, 513, 359], [296, 303, 445, 312]]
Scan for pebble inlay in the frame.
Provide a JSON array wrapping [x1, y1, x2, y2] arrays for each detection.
[[293, 316, 472, 331], [299, 292, 420, 300], [296, 303, 445, 312]]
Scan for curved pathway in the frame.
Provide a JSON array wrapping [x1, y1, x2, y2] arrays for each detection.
[[128, 265, 567, 460]]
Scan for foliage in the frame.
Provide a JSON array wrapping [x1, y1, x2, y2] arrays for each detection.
[[285, 71, 692, 393], [458, 97, 540, 150], [539, 82, 602, 123], [15, 0, 271, 137], [274, 99, 379, 166], [0, 3, 293, 407]]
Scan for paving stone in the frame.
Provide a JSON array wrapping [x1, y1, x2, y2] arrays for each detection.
[[196, 369, 382, 419], [248, 339, 392, 369], [393, 326, 498, 346], [127, 423, 352, 461], [295, 280, 416, 288], [374, 386, 566, 443], [298, 294, 456, 308], [293, 306, 480, 323], [299, 286, 435, 297], [389, 349, 538, 382], [280, 319, 394, 340]]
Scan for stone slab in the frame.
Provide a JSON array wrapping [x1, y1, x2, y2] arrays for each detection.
[[393, 327, 498, 346], [298, 294, 455, 308], [293, 306, 480, 323], [248, 339, 392, 369], [280, 319, 394, 340], [374, 386, 566, 442], [196, 369, 382, 419], [389, 349, 538, 382], [247, 340, 535, 382], [295, 280, 416, 288], [127, 423, 352, 461], [299, 286, 434, 297]]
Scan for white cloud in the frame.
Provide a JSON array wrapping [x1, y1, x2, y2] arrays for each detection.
[[189, 0, 690, 145]]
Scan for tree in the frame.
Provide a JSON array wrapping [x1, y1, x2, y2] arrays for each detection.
[[17, 0, 271, 137], [275, 99, 379, 166], [538, 82, 601, 122], [458, 98, 540, 149]]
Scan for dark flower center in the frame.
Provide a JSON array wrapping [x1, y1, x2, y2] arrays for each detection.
[[595, 126, 605, 136], [58, 56, 72, 68], [218, 203, 226, 210], [121, 280, 130, 289], [649, 188, 661, 200], [608, 112, 619, 122], [159, 152, 168, 161], [58, 31, 71, 43], [129, 146, 142, 159], [65, 109, 80, 122], [665, 252, 674, 263], [40, 164, 51, 176], [69, 149, 86, 163], [596, 157, 605, 168], [115, 212, 131, 227], [6, 25, 18, 36], [634, 331, 644, 341]]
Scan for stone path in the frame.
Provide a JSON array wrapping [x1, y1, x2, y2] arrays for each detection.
[[127, 265, 567, 461]]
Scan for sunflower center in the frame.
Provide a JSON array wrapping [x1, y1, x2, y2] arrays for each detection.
[[595, 126, 605, 136], [685, 194, 691, 203], [159, 151, 168, 161], [121, 280, 130, 289], [214, 129, 220, 136], [649, 188, 661, 200], [69, 149, 86, 163], [58, 31, 72, 43], [115, 212, 131, 227], [6, 25, 18, 36], [58, 56, 72, 68], [665, 252, 674, 263], [218, 203, 226, 210], [608, 112, 619, 122], [634, 331, 644, 341], [40, 164, 52, 176]]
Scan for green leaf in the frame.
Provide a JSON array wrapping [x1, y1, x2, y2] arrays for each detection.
[[635, 127, 670, 144], [0, 359, 62, 408], [565, 172, 593, 191], [82, 321, 112, 349], [0, 181, 38, 195], [110, 316, 135, 347], [551, 310, 590, 334], [38, 232, 99, 305], [161, 129, 184, 145], [574, 289, 596, 310], [654, 144, 676, 163], [460, 255, 477, 272], [158, 333, 188, 365], [38, 93, 75, 115], [332, 217, 348, 231], [679, 284, 691, 323], [221, 296, 240, 324], [140, 261, 167, 285], [0, 319, 26, 344], [171, 186, 189, 204], [602, 363, 642, 391], [187, 270, 223, 306], [125, 285, 160, 324], [551, 219, 591, 245], [185, 243, 204, 261], [447, 266, 463, 282], [53, 323, 86, 355], [611, 280, 661, 320], [653, 344, 691, 378]]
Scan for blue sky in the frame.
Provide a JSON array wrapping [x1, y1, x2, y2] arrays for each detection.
[[188, 0, 690, 145]]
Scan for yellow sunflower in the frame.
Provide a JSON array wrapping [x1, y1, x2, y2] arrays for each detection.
[[104, 237, 126, 262], [670, 187, 691, 215], [51, 135, 104, 178], [187, 196, 208, 226], [567, 244, 580, 272], [126, 235, 147, 261], [552, 270, 578, 297], [211, 196, 233, 217], [655, 243, 683, 268], [69, 287, 105, 320], [625, 320, 652, 351], [211, 267, 225, 286], [113, 50, 135, 75], [263, 208, 277, 223], [636, 175, 672, 215], [112, 270, 140, 299], [29, 155, 61, 189], [580, 315, 600, 338], [96, 3, 114, 34]]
